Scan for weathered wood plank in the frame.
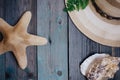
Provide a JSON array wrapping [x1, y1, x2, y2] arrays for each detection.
[[4, 0, 18, 80], [4, 0, 37, 80], [37, 0, 68, 80], [99, 45, 112, 54], [69, 18, 100, 80], [16, 0, 37, 79], [0, 0, 5, 79], [69, 18, 112, 80]]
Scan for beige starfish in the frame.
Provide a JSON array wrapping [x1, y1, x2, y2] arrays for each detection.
[[0, 11, 47, 69]]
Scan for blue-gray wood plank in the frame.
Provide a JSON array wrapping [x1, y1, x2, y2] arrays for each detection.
[[0, 0, 5, 79], [0, 0, 120, 80], [0, 0, 37, 80], [69, 17, 120, 80], [37, 0, 68, 80], [69, 18, 101, 80]]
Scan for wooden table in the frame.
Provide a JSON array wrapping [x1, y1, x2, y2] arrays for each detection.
[[0, 0, 120, 80]]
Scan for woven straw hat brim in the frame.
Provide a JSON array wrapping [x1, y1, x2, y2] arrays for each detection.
[[67, 0, 120, 47]]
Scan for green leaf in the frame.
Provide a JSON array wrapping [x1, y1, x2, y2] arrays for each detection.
[[75, 0, 82, 10], [64, 0, 89, 12], [81, 0, 89, 9]]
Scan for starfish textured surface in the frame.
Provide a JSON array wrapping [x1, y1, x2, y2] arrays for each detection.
[[0, 11, 47, 69]]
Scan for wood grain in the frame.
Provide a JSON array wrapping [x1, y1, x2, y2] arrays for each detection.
[[37, 0, 68, 80], [0, 0, 5, 80], [68, 16, 120, 80], [0, 0, 120, 80], [69, 18, 100, 80], [4, 0, 18, 80], [3, 0, 37, 80]]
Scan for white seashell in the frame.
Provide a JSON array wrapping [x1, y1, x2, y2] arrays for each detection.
[[80, 53, 110, 76]]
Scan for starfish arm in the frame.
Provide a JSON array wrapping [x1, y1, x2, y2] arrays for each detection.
[[14, 11, 32, 33], [0, 42, 7, 55], [13, 45, 27, 69], [0, 18, 12, 33], [27, 34, 47, 46]]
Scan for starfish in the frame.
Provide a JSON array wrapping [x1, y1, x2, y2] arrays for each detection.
[[0, 11, 47, 69]]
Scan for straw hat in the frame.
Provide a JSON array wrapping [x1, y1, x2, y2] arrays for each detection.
[[67, 0, 120, 47]]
